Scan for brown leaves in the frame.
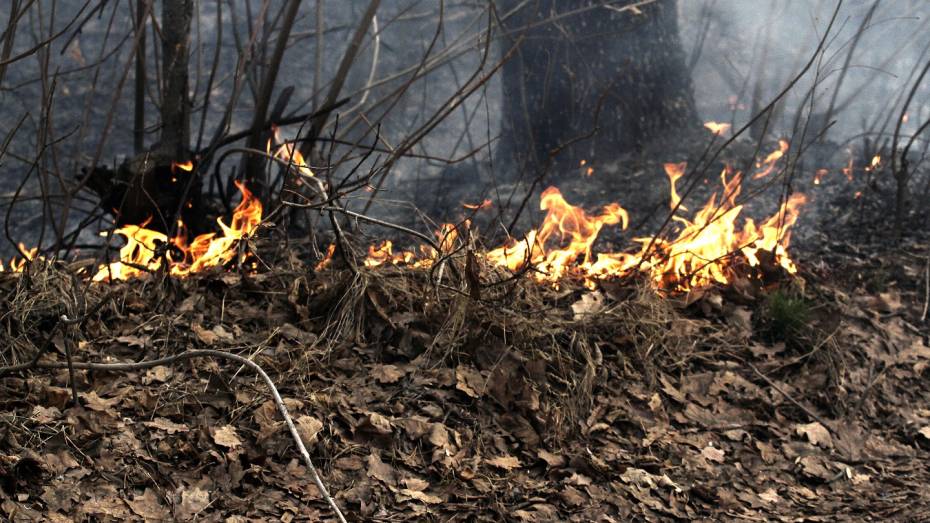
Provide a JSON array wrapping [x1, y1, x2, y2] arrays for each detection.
[[795, 422, 833, 449], [212, 425, 243, 449]]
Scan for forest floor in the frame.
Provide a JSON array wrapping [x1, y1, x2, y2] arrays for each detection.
[[2, 226, 930, 522]]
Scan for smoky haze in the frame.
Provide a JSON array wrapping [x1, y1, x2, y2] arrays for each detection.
[[0, 1, 926, 257]]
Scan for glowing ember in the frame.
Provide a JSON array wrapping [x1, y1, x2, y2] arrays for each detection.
[[814, 168, 828, 185], [92, 181, 263, 281], [704, 121, 731, 135], [172, 160, 194, 172], [463, 199, 492, 210]]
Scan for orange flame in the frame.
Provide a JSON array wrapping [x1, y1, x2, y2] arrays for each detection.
[[814, 168, 828, 185], [362, 166, 806, 293], [704, 121, 731, 135], [92, 181, 262, 281], [0, 244, 38, 272], [463, 199, 492, 210], [664, 162, 688, 211], [268, 125, 314, 178], [171, 160, 194, 172], [753, 139, 789, 179]]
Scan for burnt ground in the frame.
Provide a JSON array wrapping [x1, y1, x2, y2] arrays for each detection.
[[2, 221, 930, 522]]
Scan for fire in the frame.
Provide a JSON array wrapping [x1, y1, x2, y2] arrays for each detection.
[[171, 160, 194, 172], [0, 244, 37, 272], [664, 162, 688, 211], [752, 139, 789, 179], [364, 240, 416, 268], [463, 199, 492, 210], [362, 164, 806, 293], [704, 121, 731, 135], [268, 125, 314, 178], [92, 181, 262, 281], [814, 168, 828, 185], [485, 187, 629, 285]]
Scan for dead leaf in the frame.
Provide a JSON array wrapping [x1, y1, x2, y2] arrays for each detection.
[[31, 406, 61, 424], [360, 412, 393, 435], [192, 324, 217, 345], [571, 291, 607, 320], [212, 425, 242, 449], [144, 417, 189, 435], [116, 335, 147, 348], [427, 423, 450, 449], [399, 489, 442, 504], [702, 445, 725, 463], [176, 487, 210, 521], [372, 364, 406, 384], [143, 365, 172, 384], [486, 455, 521, 471], [537, 449, 566, 468], [367, 451, 397, 486], [128, 488, 169, 520], [455, 366, 486, 398], [296, 415, 323, 445], [758, 488, 781, 504], [795, 422, 833, 448], [79, 391, 120, 413]]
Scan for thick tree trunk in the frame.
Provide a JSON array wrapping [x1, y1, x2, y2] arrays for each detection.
[[499, 0, 697, 173], [159, 0, 192, 159]]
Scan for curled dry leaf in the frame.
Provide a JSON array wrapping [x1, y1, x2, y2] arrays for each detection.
[[795, 422, 833, 448], [212, 425, 243, 449], [702, 445, 726, 463], [176, 487, 210, 521], [295, 415, 323, 445], [455, 366, 486, 398], [486, 455, 521, 471]]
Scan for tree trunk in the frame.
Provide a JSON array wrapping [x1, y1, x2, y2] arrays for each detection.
[[159, 0, 192, 159], [498, 0, 697, 173]]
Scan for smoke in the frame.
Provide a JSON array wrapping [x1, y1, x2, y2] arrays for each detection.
[[0, 1, 928, 258], [680, 0, 930, 141]]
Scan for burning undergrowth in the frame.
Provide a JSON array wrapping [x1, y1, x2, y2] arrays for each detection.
[[0, 135, 805, 299], [3, 239, 930, 520]]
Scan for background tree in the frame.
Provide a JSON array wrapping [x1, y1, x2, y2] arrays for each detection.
[[498, 0, 698, 175]]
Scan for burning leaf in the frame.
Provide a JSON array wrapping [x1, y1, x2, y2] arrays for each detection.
[[463, 199, 492, 210], [664, 162, 688, 211], [93, 181, 262, 281]]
